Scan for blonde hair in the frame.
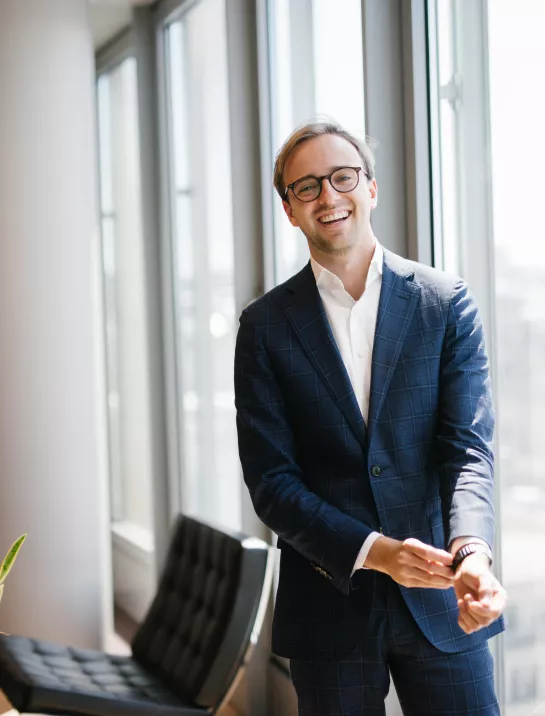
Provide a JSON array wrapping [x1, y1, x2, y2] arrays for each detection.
[[273, 121, 376, 200]]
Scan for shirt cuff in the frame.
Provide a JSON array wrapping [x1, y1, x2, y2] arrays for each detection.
[[351, 531, 382, 575]]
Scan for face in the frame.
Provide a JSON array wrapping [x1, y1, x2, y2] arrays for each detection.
[[282, 134, 378, 257]]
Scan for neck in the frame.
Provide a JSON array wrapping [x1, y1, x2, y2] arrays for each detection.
[[310, 234, 377, 301]]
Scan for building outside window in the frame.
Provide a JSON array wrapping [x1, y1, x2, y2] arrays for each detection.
[[429, 1, 545, 712]]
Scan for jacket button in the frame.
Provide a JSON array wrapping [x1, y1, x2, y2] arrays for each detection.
[[371, 465, 381, 477]]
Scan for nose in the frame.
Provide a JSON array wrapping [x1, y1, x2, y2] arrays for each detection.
[[317, 177, 339, 204]]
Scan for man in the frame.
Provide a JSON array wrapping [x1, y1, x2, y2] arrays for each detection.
[[234, 121, 506, 715]]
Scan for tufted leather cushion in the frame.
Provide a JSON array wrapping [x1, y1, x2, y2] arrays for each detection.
[[0, 515, 247, 715], [131, 515, 242, 703], [0, 635, 206, 715]]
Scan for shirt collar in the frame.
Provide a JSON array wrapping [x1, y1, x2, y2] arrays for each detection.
[[311, 240, 383, 294]]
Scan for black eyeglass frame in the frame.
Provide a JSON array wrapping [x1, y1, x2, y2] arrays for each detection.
[[284, 166, 366, 202]]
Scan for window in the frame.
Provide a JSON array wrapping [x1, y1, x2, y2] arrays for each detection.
[[266, 0, 366, 285], [489, 3, 545, 709], [162, 0, 241, 532], [429, 1, 545, 712], [97, 57, 154, 544]]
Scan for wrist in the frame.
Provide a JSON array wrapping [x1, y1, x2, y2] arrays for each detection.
[[365, 535, 398, 573], [457, 551, 491, 570], [452, 543, 492, 573]]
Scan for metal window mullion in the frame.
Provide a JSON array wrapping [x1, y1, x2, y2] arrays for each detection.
[[361, 0, 408, 258], [427, 0, 445, 271], [257, 0, 279, 292], [153, 0, 201, 27], [156, 20, 185, 529], [400, 0, 434, 266], [132, 6, 172, 575], [95, 27, 134, 75]]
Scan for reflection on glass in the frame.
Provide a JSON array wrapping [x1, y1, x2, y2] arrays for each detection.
[[268, 0, 366, 284], [97, 58, 155, 535], [165, 0, 241, 532]]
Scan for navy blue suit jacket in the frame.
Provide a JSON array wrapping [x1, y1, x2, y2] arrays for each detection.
[[234, 248, 505, 660]]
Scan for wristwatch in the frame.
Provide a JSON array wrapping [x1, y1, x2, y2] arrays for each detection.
[[452, 543, 493, 572]]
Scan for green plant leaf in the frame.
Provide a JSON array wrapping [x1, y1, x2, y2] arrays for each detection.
[[0, 583, 4, 605], [0, 534, 27, 586]]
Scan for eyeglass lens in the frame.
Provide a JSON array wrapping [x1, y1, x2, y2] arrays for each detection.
[[292, 167, 359, 202]]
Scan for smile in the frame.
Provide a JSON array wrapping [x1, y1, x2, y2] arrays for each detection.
[[318, 210, 351, 225]]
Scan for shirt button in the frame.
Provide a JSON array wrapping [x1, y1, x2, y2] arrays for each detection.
[[371, 465, 381, 477]]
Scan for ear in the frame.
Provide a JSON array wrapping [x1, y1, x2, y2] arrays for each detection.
[[368, 178, 378, 209], [282, 199, 300, 227]]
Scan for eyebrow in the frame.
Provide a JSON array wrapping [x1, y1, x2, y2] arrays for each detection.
[[289, 166, 356, 185]]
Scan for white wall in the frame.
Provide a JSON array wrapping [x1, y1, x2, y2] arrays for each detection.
[[0, 0, 110, 648]]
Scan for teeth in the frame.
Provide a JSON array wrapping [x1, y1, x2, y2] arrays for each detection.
[[319, 210, 350, 224]]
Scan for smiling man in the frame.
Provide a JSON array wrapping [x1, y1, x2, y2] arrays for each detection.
[[234, 122, 507, 715]]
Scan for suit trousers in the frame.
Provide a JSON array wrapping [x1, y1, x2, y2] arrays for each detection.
[[290, 575, 500, 716]]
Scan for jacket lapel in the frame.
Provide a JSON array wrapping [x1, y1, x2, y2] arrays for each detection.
[[281, 263, 367, 447], [367, 250, 421, 443]]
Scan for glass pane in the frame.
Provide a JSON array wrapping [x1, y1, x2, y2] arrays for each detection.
[[431, 1, 545, 711], [165, 0, 241, 532], [488, 1, 545, 713], [268, 0, 366, 284], [96, 58, 154, 536], [434, 0, 461, 275]]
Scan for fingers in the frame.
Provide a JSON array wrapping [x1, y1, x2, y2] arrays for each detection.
[[397, 539, 454, 589], [458, 596, 482, 633], [457, 588, 507, 633], [404, 538, 453, 566], [403, 573, 454, 589], [406, 559, 454, 588], [390, 539, 455, 589], [454, 570, 497, 604], [400, 569, 453, 589], [397, 558, 454, 589], [478, 580, 494, 606], [468, 588, 506, 621]]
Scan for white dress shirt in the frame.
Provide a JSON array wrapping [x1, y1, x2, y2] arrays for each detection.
[[311, 241, 487, 574], [311, 241, 383, 572]]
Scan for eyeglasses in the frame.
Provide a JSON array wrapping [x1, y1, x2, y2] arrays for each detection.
[[285, 166, 364, 203]]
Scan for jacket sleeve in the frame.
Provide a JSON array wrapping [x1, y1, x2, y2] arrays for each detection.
[[234, 308, 373, 595], [435, 280, 496, 549]]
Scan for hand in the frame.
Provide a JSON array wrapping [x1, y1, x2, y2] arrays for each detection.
[[454, 553, 507, 634], [366, 536, 455, 589]]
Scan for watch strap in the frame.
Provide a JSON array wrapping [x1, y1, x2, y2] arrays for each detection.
[[452, 542, 492, 572]]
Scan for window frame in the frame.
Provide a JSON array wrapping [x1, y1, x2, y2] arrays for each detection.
[[426, 0, 504, 707], [95, 17, 169, 622]]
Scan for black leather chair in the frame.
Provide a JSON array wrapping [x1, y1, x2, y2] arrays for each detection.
[[0, 515, 274, 715]]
